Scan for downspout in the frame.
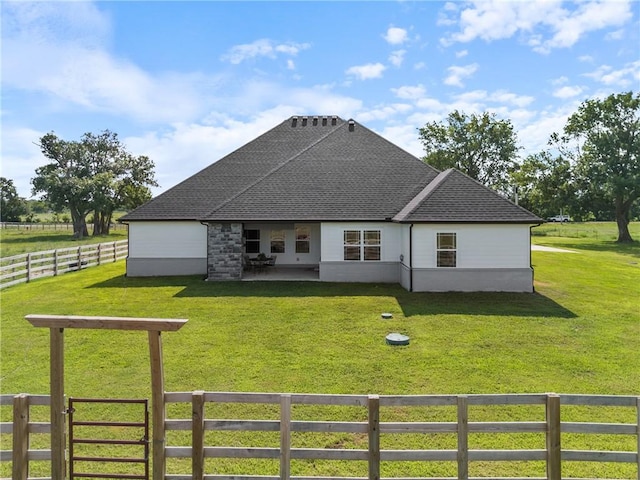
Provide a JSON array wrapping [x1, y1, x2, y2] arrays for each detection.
[[529, 223, 542, 292]]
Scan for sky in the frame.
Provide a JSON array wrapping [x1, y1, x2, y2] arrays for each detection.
[[2, 0, 639, 199]]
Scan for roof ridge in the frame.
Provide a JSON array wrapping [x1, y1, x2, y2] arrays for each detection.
[[202, 118, 346, 219], [393, 168, 452, 222]]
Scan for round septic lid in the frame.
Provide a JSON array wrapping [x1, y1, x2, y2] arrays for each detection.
[[386, 333, 410, 346], [381, 313, 393, 319]]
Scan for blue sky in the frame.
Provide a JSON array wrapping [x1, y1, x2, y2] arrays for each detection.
[[2, 1, 639, 198]]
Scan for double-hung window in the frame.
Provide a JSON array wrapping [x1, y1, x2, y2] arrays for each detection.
[[244, 229, 260, 254], [437, 233, 456, 267], [270, 230, 285, 254], [344, 230, 381, 261], [295, 226, 310, 254]]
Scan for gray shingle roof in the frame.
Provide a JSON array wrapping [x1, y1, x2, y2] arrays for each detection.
[[121, 116, 541, 224], [394, 169, 542, 223]]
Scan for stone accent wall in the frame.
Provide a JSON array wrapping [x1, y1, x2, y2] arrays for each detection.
[[206, 222, 243, 281]]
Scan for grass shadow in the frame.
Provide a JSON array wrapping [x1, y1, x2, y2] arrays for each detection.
[[90, 275, 577, 318]]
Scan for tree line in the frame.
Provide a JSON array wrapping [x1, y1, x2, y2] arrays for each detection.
[[1, 91, 637, 242], [419, 91, 639, 243]]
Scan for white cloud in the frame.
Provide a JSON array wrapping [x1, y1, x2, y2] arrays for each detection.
[[443, 63, 479, 87], [345, 63, 387, 80], [440, 0, 633, 53], [389, 50, 406, 67], [553, 85, 584, 99], [392, 84, 426, 100], [584, 60, 640, 87], [384, 27, 408, 45], [455, 49, 468, 58], [221, 39, 311, 64], [0, 126, 49, 198]]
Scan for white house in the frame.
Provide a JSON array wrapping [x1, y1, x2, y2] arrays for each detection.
[[120, 116, 542, 292]]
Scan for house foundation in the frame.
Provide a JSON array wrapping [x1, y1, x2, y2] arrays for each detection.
[[206, 222, 243, 281]]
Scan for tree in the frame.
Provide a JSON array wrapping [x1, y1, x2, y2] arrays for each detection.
[[510, 152, 576, 219], [419, 110, 519, 194], [554, 91, 639, 243], [32, 130, 157, 238], [0, 177, 27, 222]]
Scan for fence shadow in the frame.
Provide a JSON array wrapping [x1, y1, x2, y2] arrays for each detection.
[[89, 275, 576, 318]]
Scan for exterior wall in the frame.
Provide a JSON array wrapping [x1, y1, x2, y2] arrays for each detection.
[[319, 222, 402, 283], [243, 223, 320, 266], [206, 222, 243, 281], [126, 221, 207, 276], [409, 224, 533, 292]]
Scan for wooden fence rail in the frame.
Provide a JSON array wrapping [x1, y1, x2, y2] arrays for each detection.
[[0, 240, 128, 289], [163, 392, 640, 480], [1, 222, 125, 231], [0, 394, 52, 480]]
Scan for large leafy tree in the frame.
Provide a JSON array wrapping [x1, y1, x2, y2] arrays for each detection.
[[32, 130, 157, 238], [510, 152, 576, 219], [554, 91, 639, 242], [419, 110, 519, 194], [0, 177, 28, 222]]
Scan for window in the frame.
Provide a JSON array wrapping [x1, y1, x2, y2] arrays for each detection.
[[244, 229, 260, 254], [270, 230, 285, 254], [295, 226, 310, 254], [344, 229, 381, 261], [437, 233, 456, 267]]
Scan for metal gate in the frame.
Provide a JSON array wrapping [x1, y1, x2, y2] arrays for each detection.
[[68, 398, 149, 479]]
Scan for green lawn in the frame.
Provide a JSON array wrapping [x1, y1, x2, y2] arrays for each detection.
[[1, 222, 638, 478], [0, 226, 127, 258]]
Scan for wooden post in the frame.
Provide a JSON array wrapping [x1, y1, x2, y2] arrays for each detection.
[[546, 393, 561, 480], [368, 394, 380, 480], [149, 330, 166, 480], [26, 253, 31, 283], [77, 246, 82, 270], [54, 249, 59, 276], [457, 395, 469, 480], [192, 391, 205, 480], [280, 394, 291, 480], [50, 327, 66, 480], [113, 241, 117, 262], [12, 394, 29, 480], [636, 397, 639, 480], [97, 243, 102, 266]]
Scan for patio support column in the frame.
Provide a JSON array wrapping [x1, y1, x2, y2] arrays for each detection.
[[206, 222, 243, 281]]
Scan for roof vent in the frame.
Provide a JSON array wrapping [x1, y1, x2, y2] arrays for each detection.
[[332, 116, 337, 126], [313, 116, 318, 126], [322, 117, 328, 126], [348, 120, 355, 132], [302, 116, 308, 126], [291, 116, 298, 127]]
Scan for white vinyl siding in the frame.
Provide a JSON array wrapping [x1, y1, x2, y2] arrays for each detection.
[[412, 224, 530, 269], [128, 221, 207, 258], [321, 222, 401, 262]]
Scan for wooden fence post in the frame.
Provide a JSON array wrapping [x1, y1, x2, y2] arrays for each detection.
[[26, 254, 31, 283], [368, 394, 380, 480], [149, 331, 166, 480], [54, 249, 59, 276], [97, 243, 102, 266], [546, 393, 561, 480], [280, 394, 291, 480], [50, 328, 66, 480], [113, 241, 117, 262], [77, 246, 82, 270], [192, 391, 205, 480], [12, 394, 29, 480], [457, 395, 469, 480]]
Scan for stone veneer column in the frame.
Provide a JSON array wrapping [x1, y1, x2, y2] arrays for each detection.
[[206, 222, 243, 281]]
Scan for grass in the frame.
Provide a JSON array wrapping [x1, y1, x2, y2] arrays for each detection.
[[1, 222, 638, 478], [0, 226, 127, 258]]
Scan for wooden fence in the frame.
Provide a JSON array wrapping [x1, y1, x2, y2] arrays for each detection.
[[0, 394, 52, 480], [163, 391, 640, 480], [0, 222, 125, 231], [1, 392, 638, 479], [0, 240, 128, 289]]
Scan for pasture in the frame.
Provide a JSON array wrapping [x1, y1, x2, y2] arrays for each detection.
[[1, 222, 638, 478]]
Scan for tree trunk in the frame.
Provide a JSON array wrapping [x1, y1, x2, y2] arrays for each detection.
[[92, 211, 113, 236], [70, 208, 88, 239], [615, 197, 634, 243]]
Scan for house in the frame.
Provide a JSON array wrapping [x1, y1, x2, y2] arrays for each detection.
[[120, 116, 542, 292]]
